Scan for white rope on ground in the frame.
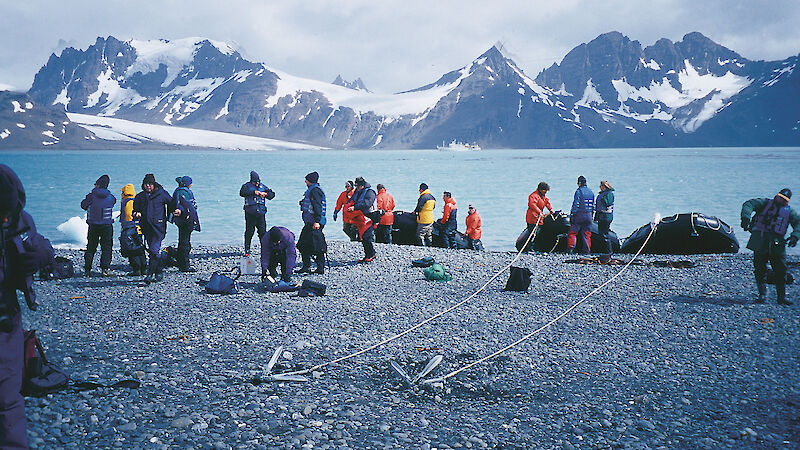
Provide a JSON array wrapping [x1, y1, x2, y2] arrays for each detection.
[[277, 217, 546, 377], [424, 221, 658, 384]]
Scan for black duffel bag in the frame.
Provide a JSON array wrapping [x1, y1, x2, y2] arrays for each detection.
[[503, 266, 532, 292], [297, 279, 326, 297]]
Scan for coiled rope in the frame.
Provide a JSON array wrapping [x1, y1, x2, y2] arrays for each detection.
[[424, 220, 657, 384], [277, 217, 546, 377]]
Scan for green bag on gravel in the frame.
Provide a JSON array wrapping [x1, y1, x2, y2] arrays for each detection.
[[423, 263, 452, 282]]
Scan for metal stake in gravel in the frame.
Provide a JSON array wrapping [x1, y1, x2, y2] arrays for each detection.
[[422, 214, 661, 385]]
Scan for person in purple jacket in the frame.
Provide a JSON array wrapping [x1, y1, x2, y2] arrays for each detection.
[[260, 226, 297, 283], [133, 174, 172, 283], [80, 174, 116, 276], [1, 164, 55, 449]]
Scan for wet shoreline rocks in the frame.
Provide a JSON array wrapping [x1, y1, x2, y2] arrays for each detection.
[[23, 242, 800, 448]]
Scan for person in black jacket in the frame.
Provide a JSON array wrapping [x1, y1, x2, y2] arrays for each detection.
[[239, 171, 275, 255], [347, 176, 378, 262], [171, 176, 200, 272], [133, 174, 172, 283], [80, 174, 116, 276], [0, 164, 54, 449], [296, 171, 327, 274]]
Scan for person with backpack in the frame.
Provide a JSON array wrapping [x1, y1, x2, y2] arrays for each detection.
[[133, 174, 172, 283], [239, 171, 275, 255], [260, 226, 297, 283], [567, 175, 595, 254], [80, 174, 116, 276], [1, 164, 55, 449], [296, 172, 327, 274], [119, 183, 146, 276], [375, 184, 395, 244], [333, 180, 358, 241], [347, 176, 379, 262], [171, 176, 200, 272], [594, 180, 615, 255]]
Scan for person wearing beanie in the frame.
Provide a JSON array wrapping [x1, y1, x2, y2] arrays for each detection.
[[333, 180, 358, 241], [375, 183, 395, 244], [260, 226, 297, 282], [438, 191, 458, 249], [239, 170, 275, 255], [346, 176, 379, 262], [119, 183, 147, 276], [80, 174, 117, 276], [133, 174, 173, 283], [171, 176, 200, 272], [741, 188, 800, 305], [567, 175, 594, 254], [594, 180, 615, 255], [296, 171, 327, 273], [414, 183, 436, 246], [526, 181, 553, 235]]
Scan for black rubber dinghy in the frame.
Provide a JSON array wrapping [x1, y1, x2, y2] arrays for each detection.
[[391, 211, 470, 249], [619, 212, 739, 254], [515, 211, 620, 253]]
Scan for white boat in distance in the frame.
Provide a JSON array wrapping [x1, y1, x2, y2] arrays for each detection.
[[436, 140, 481, 151]]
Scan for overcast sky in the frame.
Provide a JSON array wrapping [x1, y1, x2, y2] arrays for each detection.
[[2, 0, 799, 93]]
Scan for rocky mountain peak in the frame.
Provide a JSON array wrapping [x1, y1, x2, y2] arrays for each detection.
[[332, 75, 370, 92]]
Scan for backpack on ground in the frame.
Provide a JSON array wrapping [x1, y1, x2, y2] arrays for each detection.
[[39, 256, 74, 280], [297, 279, 327, 297], [161, 246, 179, 268], [423, 263, 452, 282], [504, 266, 532, 291], [22, 330, 69, 396], [412, 256, 435, 268], [205, 268, 241, 294]]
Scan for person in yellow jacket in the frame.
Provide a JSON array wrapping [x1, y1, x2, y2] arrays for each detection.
[[119, 184, 147, 275], [414, 183, 436, 246]]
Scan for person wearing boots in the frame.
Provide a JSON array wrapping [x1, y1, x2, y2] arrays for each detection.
[[333, 181, 358, 241], [240, 171, 275, 255], [567, 176, 594, 254], [439, 191, 458, 249], [133, 174, 172, 283], [120, 184, 147, 276], [741, 188, 799, 305], [171, 176, 200, 272], [1, 164, 55, 449], [414, 183, 436, 246], [347, 176, 379, 262], [261, 226, 297, 282], [80, 174, 116, 276], [296, 171, 327, 274], [375, 184, 395, 244], [594, 180, 615, 255], [465, 204, 484, 251]]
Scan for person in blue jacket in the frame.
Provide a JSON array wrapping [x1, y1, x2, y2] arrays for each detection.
[[260, 226, 297, 282], [80, 174, 116, 276], [133, 174, 172, 283], [171, 176, 200, 272], [594, 180, 615, 255], [568, 175, 595, 254], [0, 164, 54, 449], [239, 171, 275, 255], [296, 171, 327, 274]]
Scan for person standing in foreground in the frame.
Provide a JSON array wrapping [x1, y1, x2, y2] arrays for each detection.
[[80, 174, 116, 276], [333, 181, 358, 241], [375, 184, 395, 244], [414, 183, 436, 246], [347, 177, 378, 262], [465, 204, 484, 251], [439, 192, 458, 249], [260, 226, 297, 283], [1, 164, 54, 449], [171, 176, 200, 272], [594, 180, 615, 255], [567, 176, 594, 254], [119, 184, 147, 276], [526, 181, 552, 233], [240, 171, 275, 255], [133, 174, 172, 283], [296, 171, 327, 274], [741, 188, 799, 305]]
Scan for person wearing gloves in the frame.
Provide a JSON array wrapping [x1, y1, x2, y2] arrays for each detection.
[[80, 174, 116, 276]]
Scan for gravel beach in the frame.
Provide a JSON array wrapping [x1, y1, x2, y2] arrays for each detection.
[[21, 241, 800, 449]]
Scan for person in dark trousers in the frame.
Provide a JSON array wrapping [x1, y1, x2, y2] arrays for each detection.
[[594, 180, 615, 254], [296, 171, 327, 274], [260, 226, 297, 282], [439, 191, 458, 249], [375, 184, 395, 244], [120, 183, 147, 276], [240, 171, 275, 255], [0, 164, 54, 449], [568, 175, 595, 254], [741, 188, 800, 305], [347, 177, 379, 262], [333, 181, 358, 241], [80, 174, 116, 276], [133, 174, 172, 283], [465, 204, 484, 251], [171, 176, 200, 272]]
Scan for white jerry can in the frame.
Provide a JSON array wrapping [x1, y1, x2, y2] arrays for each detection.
[[239, 255, 257, 275]]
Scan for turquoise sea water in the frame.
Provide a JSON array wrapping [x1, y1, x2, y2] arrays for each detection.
[[3, 147, 800, 253]]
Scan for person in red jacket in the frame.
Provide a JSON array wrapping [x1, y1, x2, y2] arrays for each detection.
[[375, 184, 395, 244], [526, 181, 553, 232], [333, 181, 358, 241], [439, 192, 458, 248], [465, 204, 484, 251]]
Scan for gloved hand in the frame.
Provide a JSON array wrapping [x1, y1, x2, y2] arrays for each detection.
[[789, 236, 798, 247], [741, 217, 750, 231], [333, 210, 339, 221]]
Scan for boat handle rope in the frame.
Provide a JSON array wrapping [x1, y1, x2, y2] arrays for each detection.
[[422, 214, 659, 385], [275, 215, 546, 378]]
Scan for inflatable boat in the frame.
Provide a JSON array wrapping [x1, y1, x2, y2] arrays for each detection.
[[515, 211, 620, 253], [391, 211, 471, 249], [619, 212, 739, 254]]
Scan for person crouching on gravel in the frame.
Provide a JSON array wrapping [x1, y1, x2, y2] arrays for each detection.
[[261, 226, 297, 283], [133, 174, 172, 283]]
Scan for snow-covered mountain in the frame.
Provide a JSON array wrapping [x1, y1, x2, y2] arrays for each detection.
[[20, 33, 800, 149], [0, 90, 97, 149], [332, 75, 370, 92]]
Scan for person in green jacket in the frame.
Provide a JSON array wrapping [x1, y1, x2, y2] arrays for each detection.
[[740, 188, 799, 305]]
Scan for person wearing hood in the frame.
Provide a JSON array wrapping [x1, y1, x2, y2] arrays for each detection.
[[333, 181, 358, 241], [171, 176, 200, 272], [347, 177, 379, 262], [296, 171, 327, 273], [260, 226, 297, 283], [239, 171, 275, 255], [80, 174, 116, 276], [119, 184, 146, 276], [567, 176, 594, 254], [133, 174, 173, 283], [594, 180, 615, 255], [375, 184, 395, 244], [741, 188, 800, 305], [1, 164, 54, 449]]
